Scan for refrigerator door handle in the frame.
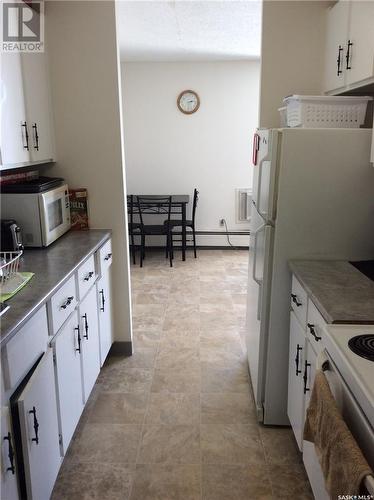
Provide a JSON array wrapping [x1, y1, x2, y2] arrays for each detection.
[[252, 223, 265, 286]]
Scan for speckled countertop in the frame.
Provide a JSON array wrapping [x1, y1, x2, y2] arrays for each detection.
[[1, 229, 111, 347], [289, 260, 374, 324]]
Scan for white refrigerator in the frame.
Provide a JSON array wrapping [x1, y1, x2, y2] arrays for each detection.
[[246, 127, 374, 425]]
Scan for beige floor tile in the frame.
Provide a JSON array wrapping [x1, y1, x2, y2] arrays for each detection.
[[132, 304, 166, 317], [259, 426, 302, 465], [132, 330, 161, 348], [201, 393, 256, 424], [130, 464, 201, 500], [145, 393, 200, 425], [51, 462, 135, 500], [118, 347, 157, 369], [133, 292, 169, 305], [69, 424, 142, 464], [138, 425, 200, 464], [98, 363, 153, 393], [163, 315, 200, 331], [159, 333, 200, 350], [151, 367, 201, 393], [202, 464, 272, 500], [267, 463, 314, 499], [201, 364, 251, 393], [200, 346, 245, 368], [88, 392, 148, 425], [156, 347, 200, 371], [201, 423, 265, 464]]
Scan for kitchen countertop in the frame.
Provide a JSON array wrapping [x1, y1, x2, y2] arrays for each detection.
[[289, 260, 374, 324], [1, 229, 111, 347]]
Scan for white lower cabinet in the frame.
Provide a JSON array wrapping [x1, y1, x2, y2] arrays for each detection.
[[287, 311, 306, 450], [79, 286, 101, 402], [1, 407, 19, 500], [97, 271, 113, 366], [53, 311, 84, 455], [16, 350, 61, 500]]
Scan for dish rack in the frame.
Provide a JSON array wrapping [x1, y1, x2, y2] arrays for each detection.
[[0, 250, 26, 296]]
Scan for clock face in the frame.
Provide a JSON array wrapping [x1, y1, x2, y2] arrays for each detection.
[[177, 90, 200, 114]]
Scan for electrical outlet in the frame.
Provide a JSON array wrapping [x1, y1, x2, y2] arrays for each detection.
[[219, 218, 225, 226]]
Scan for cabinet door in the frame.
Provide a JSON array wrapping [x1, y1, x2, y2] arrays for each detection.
[[53, 311, 84, 455], [303, 340, 317, 420], [97, 271, 113, 366], [17, 350, 61, 500], [1, 52, 30, 168], [1, 407, 19, 500], [346, 0, 374, 85], [323, 0, 350, 92], [21, 50, 55, 163], [287, 311, 305, 451], [80, 286, 101, 402]]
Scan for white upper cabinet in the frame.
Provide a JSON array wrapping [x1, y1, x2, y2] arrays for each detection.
[[324, 1, 374, 93], [1, 52, 30, 166], [347, 0, 374, 85], [0, 7, 55, 170], [324, 0, 350, 93], [21, 52, 55, 163]]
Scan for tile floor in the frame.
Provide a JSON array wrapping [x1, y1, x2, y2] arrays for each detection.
[[52, 249, 313, 500]]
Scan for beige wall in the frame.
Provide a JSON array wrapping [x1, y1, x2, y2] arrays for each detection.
[[45, 1, 132, 343], [259, 0, 328, 128]]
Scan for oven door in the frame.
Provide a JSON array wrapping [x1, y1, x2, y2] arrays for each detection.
[[39, 184, 71, 246]]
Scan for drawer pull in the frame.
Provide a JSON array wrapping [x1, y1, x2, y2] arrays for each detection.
[[60, 296, 74, 310], [104, 253, 112, 261], [303, 361, 311, 394], [291, 293, 302, 307], [3, 433, 15, 474], [82, 313, 89, 340], [22, 121, 29, 150], [29, 406, 39, 445], [307, 323, 321, 342], [295, 344, 302, 376], [75, 325, 81, 354], [84, 271, 94, 282], [99, 289, 105, 312]]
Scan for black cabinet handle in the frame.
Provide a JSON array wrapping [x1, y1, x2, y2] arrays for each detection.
[[99, 289, 105, 312], [29, 406, 39, 445], [32, 123, 39, 151], [291, 293, 302, 307], [3, 433, 15, 474], [307, 323, 321, 342], [104, 253, 112, 261], [303, 361, 311, 394], [84, 271, 94, 282], [75, 325, 81, 353], [22, 121, 29, 150], [337, 45, 343, 76], [82, 313, 89, 340], [346, 40, 353, 70], [60, 296, 74, 310], [295, 344, 302, 376]]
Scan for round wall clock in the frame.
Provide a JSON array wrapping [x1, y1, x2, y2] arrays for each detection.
[[177, 90, 200, 114]]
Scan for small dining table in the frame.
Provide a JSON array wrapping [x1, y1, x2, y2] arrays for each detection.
[[130, 194, 190, 261]]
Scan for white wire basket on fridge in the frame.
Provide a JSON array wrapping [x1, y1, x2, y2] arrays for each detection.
[[0, 251, 26, 296], [283, 95, 372, 128]]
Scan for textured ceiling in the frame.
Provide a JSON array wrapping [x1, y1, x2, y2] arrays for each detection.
[[116, 1, 262, 62]]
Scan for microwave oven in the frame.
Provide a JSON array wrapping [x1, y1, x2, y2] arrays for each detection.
[[1, 184, 71, 247]]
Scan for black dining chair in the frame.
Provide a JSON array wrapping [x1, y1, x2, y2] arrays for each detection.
[[166, 188, 199, 258], [127, 195, 141, 265], [137, 196, 174, 267]]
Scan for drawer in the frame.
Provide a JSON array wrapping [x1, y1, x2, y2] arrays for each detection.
[[77, 255, 97, 300], [50, 274, 77, 334], [2, 307, 49, 390], [97, 238, 112, 275], [306, 299, 327, 356], [290, 275, 308, 328]]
